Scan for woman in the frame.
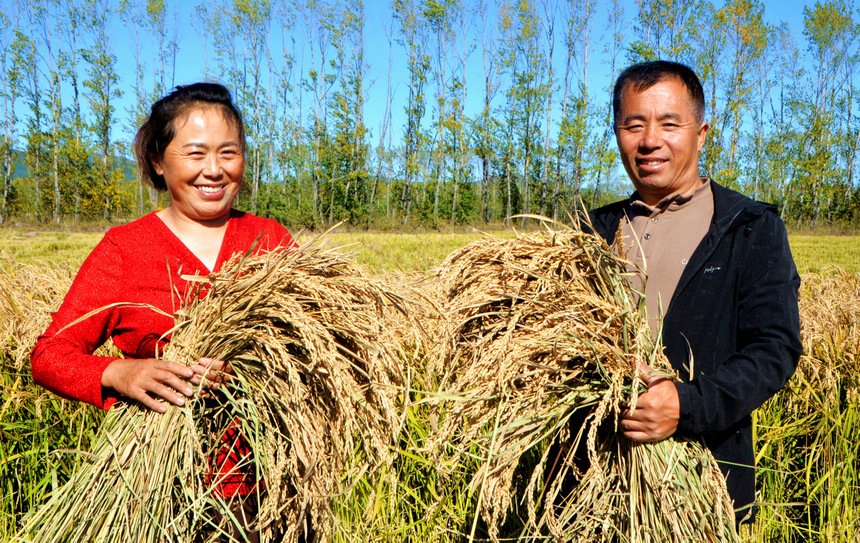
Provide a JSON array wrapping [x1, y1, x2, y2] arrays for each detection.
[[31, 82, 292, 540]]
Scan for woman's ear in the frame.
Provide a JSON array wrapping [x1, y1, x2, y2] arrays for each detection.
[[151, 154, 164, 176]]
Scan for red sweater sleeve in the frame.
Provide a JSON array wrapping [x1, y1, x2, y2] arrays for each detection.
[[31, 212, 294, 411], [31, 235, 126, 409]]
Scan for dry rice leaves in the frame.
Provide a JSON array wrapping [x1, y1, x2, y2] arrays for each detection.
[[16, 228, 738, 543], [419, 229, 738, 542], [17, 240, 409, 543]]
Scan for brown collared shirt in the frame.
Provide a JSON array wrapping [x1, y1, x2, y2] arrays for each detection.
[[618, 178, 714, 337]]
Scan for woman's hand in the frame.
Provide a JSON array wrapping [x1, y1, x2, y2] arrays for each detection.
[[101, 357, 233, 413], [189, 357, 233, 393]]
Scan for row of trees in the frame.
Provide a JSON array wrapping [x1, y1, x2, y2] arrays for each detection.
[[1, 0, 859, 229]]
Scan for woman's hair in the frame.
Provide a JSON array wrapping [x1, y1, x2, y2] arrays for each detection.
[[133, 82, 245, 191]]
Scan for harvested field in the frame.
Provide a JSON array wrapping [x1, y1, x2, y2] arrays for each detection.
[[0, 230, 858, 542], [2, 229, 859, 273]]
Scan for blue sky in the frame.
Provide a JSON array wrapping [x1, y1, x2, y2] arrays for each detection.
[[103, 0, 815, 147]]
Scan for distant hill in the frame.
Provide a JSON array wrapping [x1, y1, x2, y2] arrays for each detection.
[[9, 151, 137, 182]]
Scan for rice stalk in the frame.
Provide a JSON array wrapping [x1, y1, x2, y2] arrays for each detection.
[[0, 252, 76, 369], [0, 252, 107, 537], [7, 237, 859, 542], [744, 266, 860, 542], [166, 240, 409, 542], [16, 235, 409, 543], [423, 224, 739, 542]]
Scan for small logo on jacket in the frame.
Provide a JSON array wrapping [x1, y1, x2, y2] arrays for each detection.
[[704, 266, 722, 274]]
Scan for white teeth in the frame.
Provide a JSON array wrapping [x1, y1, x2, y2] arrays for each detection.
[[197, 186, 222, 193]]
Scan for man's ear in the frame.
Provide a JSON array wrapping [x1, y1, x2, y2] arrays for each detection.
[[697, 122, 710, 152]]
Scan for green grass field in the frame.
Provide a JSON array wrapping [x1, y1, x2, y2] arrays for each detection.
[[1, 228, 857, 273]]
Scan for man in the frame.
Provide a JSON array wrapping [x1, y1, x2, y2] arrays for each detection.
[[588, 60, 802, 523]]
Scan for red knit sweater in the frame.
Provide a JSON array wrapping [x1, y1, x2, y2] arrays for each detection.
[[32, 209, 293, 495]]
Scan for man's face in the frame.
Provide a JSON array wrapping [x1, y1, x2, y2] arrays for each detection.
[[614, 77, 709, 205]]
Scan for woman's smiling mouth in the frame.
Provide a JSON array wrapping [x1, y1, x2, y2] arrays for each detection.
[[197, 185, 226, 195]]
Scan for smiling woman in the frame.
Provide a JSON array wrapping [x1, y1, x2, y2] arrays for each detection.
[[30, 82, 294, 542], [151, 106, 245, 269], [134, 84, 251, 271]]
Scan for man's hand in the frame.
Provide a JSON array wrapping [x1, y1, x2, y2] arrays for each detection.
[[620, 367, 680, 442], [101, 357, 232, 413]]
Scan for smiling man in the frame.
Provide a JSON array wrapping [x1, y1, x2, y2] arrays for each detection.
[[588, 61, 802, 524]]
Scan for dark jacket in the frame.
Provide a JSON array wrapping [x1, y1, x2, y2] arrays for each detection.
[[589, 181, 802, 522]]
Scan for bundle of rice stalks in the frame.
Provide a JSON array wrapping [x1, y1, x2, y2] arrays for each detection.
[[746, 266, 860, 542], [423, 224, 738, 542], [17, 238, 408, 543]]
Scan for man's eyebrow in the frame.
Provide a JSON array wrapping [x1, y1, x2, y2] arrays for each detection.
[[619, 113, 646, 125], [619, 112, 686, 125]]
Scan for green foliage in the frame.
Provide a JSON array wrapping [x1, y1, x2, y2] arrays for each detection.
[[0, 0, 859, 229]]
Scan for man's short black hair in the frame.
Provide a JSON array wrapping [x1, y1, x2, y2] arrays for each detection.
[[612, 60, 705, 127]]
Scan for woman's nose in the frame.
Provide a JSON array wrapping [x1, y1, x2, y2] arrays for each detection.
[[203, 154, 222, 177]]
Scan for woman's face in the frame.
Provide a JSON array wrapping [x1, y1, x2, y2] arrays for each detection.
[[153, 106, 244, 225]]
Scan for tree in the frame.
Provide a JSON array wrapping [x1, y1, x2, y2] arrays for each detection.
[[81, 0, 124, 220], [536, 0, 557, 218], [627, 0, 699, 62], [324, 0, 369, 225], [393, 0, 430, 225], [28, 0, 66, 223], [590, 0, 623, 209], [555, 0, 599, 217], [498, 0, 547, 227], [232, 0, 272, 213], [422, 0, 457, 224], [296, 0, 341, 226], [800, 0, 858, 225], [368, 9, 396, 226], [445, 1, 472, 226], [13, 26, 49, 221], [697, 0, 769, 188], [473, 0, 500, 223], [0, 6, 20, 224], [59, 0, 91, 220]]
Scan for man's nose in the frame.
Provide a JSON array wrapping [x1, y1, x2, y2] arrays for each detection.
[[639, 124, 661, 150]]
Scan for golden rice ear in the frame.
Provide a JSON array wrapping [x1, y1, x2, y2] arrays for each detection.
[[421, 222, 738, 542], [17, 239, 410, 543], [28, 226, 848, 542]]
